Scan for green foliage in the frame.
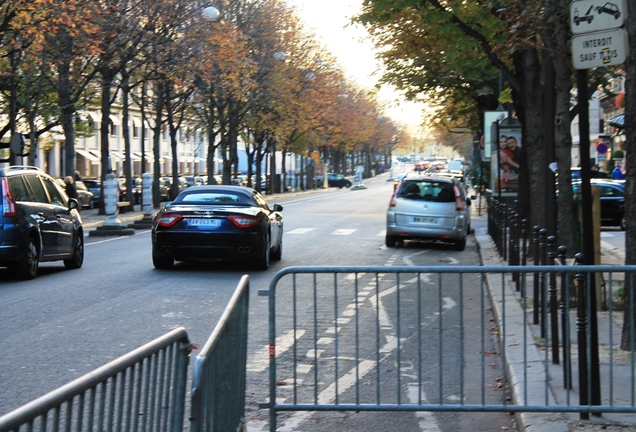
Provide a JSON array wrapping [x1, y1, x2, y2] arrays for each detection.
[[612, 150, 624, 159], [356, 0, 509, 139], [465, 162, 490, 189]]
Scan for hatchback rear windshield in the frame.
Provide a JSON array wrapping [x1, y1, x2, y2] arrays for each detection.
[[398, 181, 455, 202]]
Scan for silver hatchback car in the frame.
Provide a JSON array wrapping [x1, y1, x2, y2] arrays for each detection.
[[386, 175, 471, 250]]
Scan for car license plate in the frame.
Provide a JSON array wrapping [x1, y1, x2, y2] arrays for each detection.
[[189, 218, 221, 227], [414, 216, 436, 223]]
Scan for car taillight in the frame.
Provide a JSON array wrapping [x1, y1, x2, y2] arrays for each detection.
[[156, 214, 183, 227], [389, 194, 397, 207], [454, 184, 465, 211], [1, 178, 17, 217], [228, 215, 259, 228]]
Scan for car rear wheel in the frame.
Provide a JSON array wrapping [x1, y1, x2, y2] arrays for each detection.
[[385, 235, 398, 248], [271, 238, 282, 261], [13, 237, 39, 280], [153, 254, 174, 269], [64, 232, 84, 269], [620, 216, 626, 231], [454, 236, 466, 251], [254, 235, 270, 270]]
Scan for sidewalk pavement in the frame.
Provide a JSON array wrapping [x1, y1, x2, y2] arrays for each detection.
[[471, 200, 636, 432]]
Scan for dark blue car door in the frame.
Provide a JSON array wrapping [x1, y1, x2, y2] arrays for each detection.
[[22, 174, 61, 258]]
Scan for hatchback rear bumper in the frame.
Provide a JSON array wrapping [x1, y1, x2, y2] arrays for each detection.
[[386, 224, 466, 242]]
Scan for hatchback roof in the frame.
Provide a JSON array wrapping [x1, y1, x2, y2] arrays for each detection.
[[0, 165, 44, 176]]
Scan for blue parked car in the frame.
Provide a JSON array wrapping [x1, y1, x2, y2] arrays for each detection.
[[0, 166, 84, 279]]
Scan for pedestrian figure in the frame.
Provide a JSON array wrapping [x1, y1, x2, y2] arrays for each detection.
[[64, 176, 78, 201], [612, 166, 624, 180]]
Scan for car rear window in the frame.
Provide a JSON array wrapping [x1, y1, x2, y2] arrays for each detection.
[[398, 181, 455, 202], [177, 192, 247, 205], [23, 174, 49, 204], [8, 176, 31, 202]]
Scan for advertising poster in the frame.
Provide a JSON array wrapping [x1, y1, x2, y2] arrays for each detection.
[[491, 127, 522, 194]]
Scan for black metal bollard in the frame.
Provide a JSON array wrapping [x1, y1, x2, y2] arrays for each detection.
[[520, 219, 528, 297], [548, 236, 559, 364], [574, 253, 590, 419], [533, 226, 541, 325], [501, 203, 508, 260], [487, 196, 494, 237], [539, 228, 548, 338], [559, 245, 572, 389], [513, 214, 521, 290]]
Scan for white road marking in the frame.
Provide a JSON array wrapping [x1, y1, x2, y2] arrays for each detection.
[[286, 228, 315, 234], [331, 229, 356, 235], [246, 329, 306, 372], [278, 356, 387, 431], [306, 349, 324, 359], [407, 383, 442, 431]]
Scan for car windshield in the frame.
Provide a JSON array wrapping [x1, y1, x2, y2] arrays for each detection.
[[398, 181, 455, 202], [176, 192, 250, 205]]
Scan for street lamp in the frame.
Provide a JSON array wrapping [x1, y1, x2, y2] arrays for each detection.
[[202, 6, 220, 21]]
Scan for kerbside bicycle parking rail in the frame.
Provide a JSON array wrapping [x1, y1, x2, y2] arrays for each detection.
[[259, 265, 636, 431], [0, 275, 250, 432]]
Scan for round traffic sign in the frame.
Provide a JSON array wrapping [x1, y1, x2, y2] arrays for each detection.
[[596, 142, 608, 154]]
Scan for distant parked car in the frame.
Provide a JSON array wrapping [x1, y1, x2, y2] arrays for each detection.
[[74, 181, 96, 208], [56, 178, 94, 209], [82, 178, 101, 204], [316, 173, 352, 188], [573, 179, 625, 230], [0, 166, 84, 279]]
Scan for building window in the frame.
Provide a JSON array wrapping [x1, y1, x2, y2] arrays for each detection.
[[110, 122, 119, 137]]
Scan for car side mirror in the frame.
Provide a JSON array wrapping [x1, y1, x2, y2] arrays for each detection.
[[272, 204, 283, 212], [68, 198, 79, 210]]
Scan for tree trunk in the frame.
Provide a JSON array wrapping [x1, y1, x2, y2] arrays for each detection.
[[152, 83, 164, 207], [58, 29, 75, 177], [99, 70, 114, 215], [553, 10, 578, 256], [121, 71, 133, 204], [513, 48, 546, 230]]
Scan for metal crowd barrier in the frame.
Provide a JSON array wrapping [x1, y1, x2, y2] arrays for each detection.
[[260, 265, 636, 431], [191, 274, 250, 432], [0, 327, 191, 432], [0, 276, 250, 432]]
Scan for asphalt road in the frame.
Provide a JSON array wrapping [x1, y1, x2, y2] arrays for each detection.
[[0, 175, 515, 431]]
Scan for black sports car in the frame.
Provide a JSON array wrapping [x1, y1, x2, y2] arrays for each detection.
[[151, 185, 283, 270]]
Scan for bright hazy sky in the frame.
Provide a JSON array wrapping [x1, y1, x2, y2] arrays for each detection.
[[283, 0, 430, 137]]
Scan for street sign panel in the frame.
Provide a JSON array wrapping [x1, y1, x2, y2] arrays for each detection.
[[570, 0, 626, 34], [572, 28, 628, 70]]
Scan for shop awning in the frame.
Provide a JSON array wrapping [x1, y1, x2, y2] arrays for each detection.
[[75, 148, 100, 162], [86, 112, 101, 122], [109, 151, 124, 161], [609, 114, 625, 129]]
